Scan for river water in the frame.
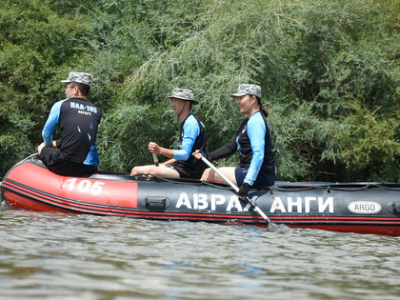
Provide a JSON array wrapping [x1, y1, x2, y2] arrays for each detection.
[[1, 202, 400, 300]]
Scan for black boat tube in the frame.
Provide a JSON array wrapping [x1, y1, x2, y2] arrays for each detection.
[[201, 156, 272, 223]]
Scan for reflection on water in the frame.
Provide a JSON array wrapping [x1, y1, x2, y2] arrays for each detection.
[[0, 204, 400, 300]]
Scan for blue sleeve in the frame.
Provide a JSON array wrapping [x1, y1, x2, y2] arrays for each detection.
[[173, 116, 200, 161], [42, 100, 66, 145], [244, 114, 266, 186]]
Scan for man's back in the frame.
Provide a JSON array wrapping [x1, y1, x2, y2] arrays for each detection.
[[57, 97, 102, 164]]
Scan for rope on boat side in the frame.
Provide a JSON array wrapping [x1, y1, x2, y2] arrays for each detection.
[[19, 152, 39, 164], [376, 186, 400, 191], [201, 180, 236, 190], [135, 173, 203, 186], [135, 173, 235, 191], [270, 186, 316, 192], [270, 185, 370, 192], [134, 173, 400, 192]]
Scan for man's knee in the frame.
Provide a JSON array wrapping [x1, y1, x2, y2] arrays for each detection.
[[131, 166, 143, 176], [131, 166, 154, 176], [38, 143, 45, 155], [201, 168, 212, 180]]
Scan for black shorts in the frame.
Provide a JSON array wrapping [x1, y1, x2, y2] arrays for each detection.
[[40, 146, 97, 177], [235, 168, 275, 188], [169, 164, 204, 180]]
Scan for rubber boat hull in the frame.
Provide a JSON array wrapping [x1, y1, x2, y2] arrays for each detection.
[[2, 158, 400, 236]]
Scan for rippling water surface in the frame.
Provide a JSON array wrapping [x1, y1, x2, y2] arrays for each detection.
[[1, 202, 400, 300]]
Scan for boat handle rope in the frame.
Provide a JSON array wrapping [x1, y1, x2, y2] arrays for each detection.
[[271, 183, 400, 192], [376, 186, 400, 191], [129, 171, 400, 192], [135, 173, 234, 190], [19, 152, 39, 164], [270, 186, 316, 192], [134, 172, 378, 193]]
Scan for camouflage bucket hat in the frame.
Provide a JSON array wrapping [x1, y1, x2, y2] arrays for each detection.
[[230, 84, 261, 98], [167, 88, 199, 105], [61, 72, 93, 86]]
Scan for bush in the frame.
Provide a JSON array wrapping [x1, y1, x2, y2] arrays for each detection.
[[1, 0, 400, 183]]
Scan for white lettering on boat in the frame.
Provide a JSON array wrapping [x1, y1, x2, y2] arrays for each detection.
[[175, 193, 334, 213], [176, 193, 243, 211], [176, 192, 192, 209], [78, 180, 91, 193], [270, 197, 334, 213], [226, 195, 243, 212], [194, 194, 208, 209], [66, 178, 105, 195], [319, 197, 333, 213], [348, 201, 381, 214], [288, 197, 302, 212], [211, 194, 225, 210], [305, 197, 317, 212], [270, 197, 286, 213]]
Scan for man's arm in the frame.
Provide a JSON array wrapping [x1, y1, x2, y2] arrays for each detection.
[[173, 117, 199, 161], [148, 142, 175, 159], [149, 116, 200, 161], [42, 100, 65, 145]]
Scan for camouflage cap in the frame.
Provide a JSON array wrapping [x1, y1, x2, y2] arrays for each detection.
[[61, 72, 93, 86], [166, 88, 199, 105], [230, 84, 261, 98]]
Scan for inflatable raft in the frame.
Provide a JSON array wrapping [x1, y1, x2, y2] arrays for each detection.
[[2, 156, 400, 236]]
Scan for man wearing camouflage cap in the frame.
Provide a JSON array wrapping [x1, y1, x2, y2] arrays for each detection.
[[38, 72, 102, 176], [131, 88, 207, 179], [193, 83, 275, 198]]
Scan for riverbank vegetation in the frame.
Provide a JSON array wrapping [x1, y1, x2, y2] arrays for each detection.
[[1, 0, 400, 182]]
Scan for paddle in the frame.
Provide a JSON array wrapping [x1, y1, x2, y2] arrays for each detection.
[[152, 153, 159, 167], [200, 156, 271, 223]]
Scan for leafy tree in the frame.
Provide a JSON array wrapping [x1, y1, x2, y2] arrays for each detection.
[[1, 0, 400, 183], [0, 0, 94, 176]]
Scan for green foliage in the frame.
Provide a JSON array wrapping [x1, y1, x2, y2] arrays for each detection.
[[0, 0, 94, 176], [97, 103, 178, 172], [1, 0, 400, 183], [339, 99, 400, 180], [118, 0, 400, 182]]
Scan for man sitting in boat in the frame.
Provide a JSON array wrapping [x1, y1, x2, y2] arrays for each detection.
[[38, 72, 102, 177], [193, 84, 275, 199], [130, 88, 207, 179]]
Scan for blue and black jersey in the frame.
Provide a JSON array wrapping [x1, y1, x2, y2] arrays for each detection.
[[42, 97, 102, 166], [208, 111, 275, 185], [173, 114, 207, 179]]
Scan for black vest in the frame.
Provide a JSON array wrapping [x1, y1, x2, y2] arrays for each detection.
[[173, 114, 207, 177], [236, 113, 275, 175], [58, 97, 101, 164]]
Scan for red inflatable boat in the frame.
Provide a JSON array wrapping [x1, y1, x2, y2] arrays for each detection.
[[2, 156, 400, 236]]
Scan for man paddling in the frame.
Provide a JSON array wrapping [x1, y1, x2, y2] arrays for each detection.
[[38, 72, 102, 176], [130, 88, 207, 179]]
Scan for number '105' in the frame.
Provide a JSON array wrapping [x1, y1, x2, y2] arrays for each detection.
[[66, 178, 105, 195]]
